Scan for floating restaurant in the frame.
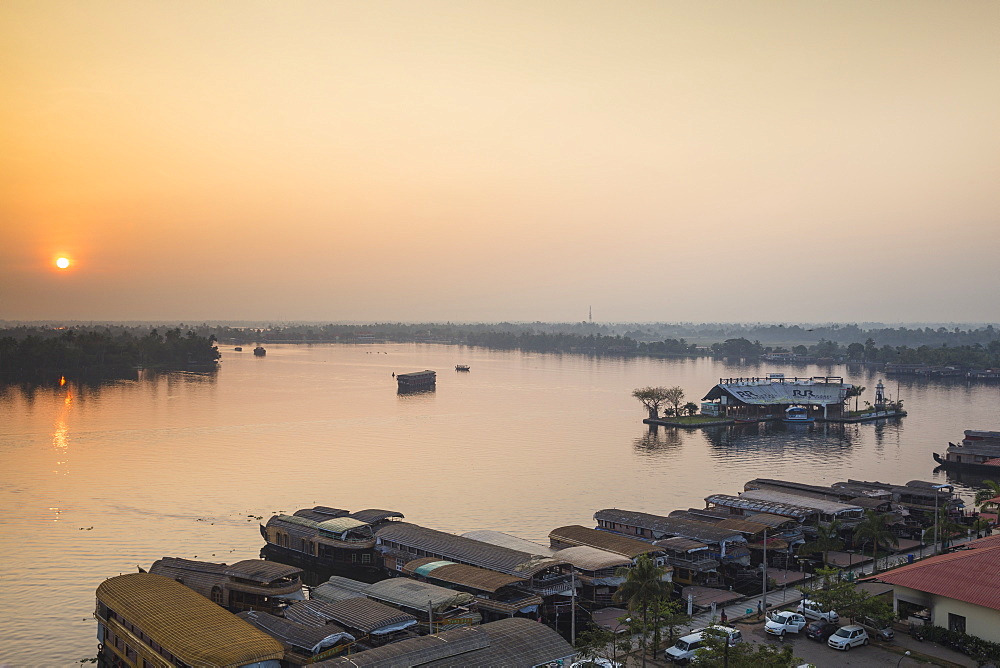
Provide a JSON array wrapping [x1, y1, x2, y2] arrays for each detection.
[[700, 374, 855, 422]]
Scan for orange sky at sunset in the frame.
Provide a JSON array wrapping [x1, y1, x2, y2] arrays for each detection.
[[2, 1, 998, 323]]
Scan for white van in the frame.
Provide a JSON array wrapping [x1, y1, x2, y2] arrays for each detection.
[[664, 626, 742, 664], [796, 599, 839, 622]]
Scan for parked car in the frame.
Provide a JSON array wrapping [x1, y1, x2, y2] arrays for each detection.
[[828, 625, 870, 651], [797, 599, 840, 622], [859, 616, 894, 641], [804, 619, 837, 641], [664, 626, 742, 664], [765, 611, 808, 637], [571, 660, 621, 668]]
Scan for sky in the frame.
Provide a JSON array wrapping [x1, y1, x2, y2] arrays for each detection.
[[2, 1, 998, 324]]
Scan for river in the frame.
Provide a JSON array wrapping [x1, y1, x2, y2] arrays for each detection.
[[1, 343, 997, 664]]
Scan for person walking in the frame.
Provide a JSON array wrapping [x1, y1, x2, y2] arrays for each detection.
[[720, 609, 728, 624]]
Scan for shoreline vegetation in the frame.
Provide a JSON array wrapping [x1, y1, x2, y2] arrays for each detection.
[[0, 327, 220, 379], [2, 322, 998, 379]]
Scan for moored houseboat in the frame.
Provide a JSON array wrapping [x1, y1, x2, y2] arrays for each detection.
[[260, 506, 403, 581], [148, 557, 304, 614], [396, 369, 436, 391], [934, 430, 1000, 472], [236, 610, 356, 664], [284, 597, 418, 648], [95, 573, 285, 668]]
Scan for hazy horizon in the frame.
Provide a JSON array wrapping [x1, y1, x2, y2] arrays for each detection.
[[3, 1, 998, 323]]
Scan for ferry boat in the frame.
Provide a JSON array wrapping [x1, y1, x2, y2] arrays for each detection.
[[396, 369, 436, 390], [782, 406, 815, 423], [933, 430, 1000, 472]]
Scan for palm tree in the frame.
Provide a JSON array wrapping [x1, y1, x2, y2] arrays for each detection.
[[613, 554, 671, 668], [923, 506, 966, 551], [797, 519, 844, 568], [975, 479, 1000, 514], [854, 510, 899, 574]]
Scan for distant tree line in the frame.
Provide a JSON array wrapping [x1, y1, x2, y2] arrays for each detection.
[[712, 336, 1000, 369], [0, 326, 220, 378]]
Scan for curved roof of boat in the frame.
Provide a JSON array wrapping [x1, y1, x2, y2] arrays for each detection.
[[595, 509, 746, 544], [237, 610, 355, 652], [378, 523, 566, 577], [551, 545, 633, 571], [549, 525, 661, 558], [314, 617, 574, 668], [402, 557, 524, 592], [96, 573, 285, 667], [653, 536, 709, 553], [317, 517, 369, 533], [739, 489, 863, 515], [286, 598, 416, 634], [460, 530, 555, 556], [703, 494, 814, 521], [348, 509, 405, 524]]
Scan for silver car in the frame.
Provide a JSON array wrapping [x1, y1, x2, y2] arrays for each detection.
[[828, 625, 869, 650]]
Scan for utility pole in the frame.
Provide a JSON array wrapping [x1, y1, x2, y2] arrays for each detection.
[[761, 528, 768, 617], [570, 569, 576, 645]]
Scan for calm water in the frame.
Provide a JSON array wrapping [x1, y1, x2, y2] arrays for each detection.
[[2, 344, 998, 664]]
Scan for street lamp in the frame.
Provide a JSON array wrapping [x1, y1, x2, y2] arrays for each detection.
[[611, 617, 632, 667], [896, 650, 911, 667]]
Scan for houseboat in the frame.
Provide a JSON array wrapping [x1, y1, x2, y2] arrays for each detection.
[[284, 597, 418, 648], [148, 557, 304, 614], [260, 506, 403, 581], [934, 430, 1000, 472], [95, 573, 285, 668], [455, 364, 470, 371], [402, 557, 545, 621], [236, 610, 356, 664], [396, 369, 436, 391], [313, 575, 481, 633]]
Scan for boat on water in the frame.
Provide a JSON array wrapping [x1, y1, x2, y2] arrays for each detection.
[[455, 364, 470, 371], [254, 345, 266, 357], [782, 406, 815, 423], [396, 370, 436, 391], [234, 346, 243, 351], [933, 430, 1000, 472]]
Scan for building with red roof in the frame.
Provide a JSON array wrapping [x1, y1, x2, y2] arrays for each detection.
[[875, 535, 1000, 643]]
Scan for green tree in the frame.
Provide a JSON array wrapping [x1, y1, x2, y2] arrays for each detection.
[[799, 572, 894, 625], [613, 555, 671, 668], [923, 507, 965, 551], [632, 387, 671, 419], [649, 597, 689, 655], [975, 479, 1000, 514], [683, 401, 700, 417], [797, 520, 844, 569], [574, 625, 629, 667], [663, 386, 686, 419], [692, 626, 799, 667], [854, 511, 899, 574]]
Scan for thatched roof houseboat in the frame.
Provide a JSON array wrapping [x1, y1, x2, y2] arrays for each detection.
[[95, 573, 285, 668], [236, 610, 355, 665], [284, 598, 418, 647], [738, 489, 866, 524], [148, 557, 303, 614], [313, 617, 575, 668], [312, 575, 481, 632], [402, 557, 544, 620], [594, 509, 750, 566], [375, 522, 573, 598], [653, 537, 720, 587], [260, 507, 403, 578]]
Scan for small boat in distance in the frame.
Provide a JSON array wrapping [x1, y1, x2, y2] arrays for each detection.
[[234, 346, 243, 351], [254, 345, 266, 357], [783, 406, 814, 423], [455, 364, 470, 371]]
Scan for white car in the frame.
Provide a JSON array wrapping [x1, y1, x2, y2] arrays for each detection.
[[828, 625, 869, 650], [571, 660, 621, 668], [796, 599, 839, 622], [765, 611, 808, 637], [664, 626, 742, 664]]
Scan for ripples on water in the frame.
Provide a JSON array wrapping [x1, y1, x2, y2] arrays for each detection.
[[1, 344, 998, 663]]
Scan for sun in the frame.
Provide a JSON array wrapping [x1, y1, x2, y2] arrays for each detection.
[[55, 257, 71, 269]]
